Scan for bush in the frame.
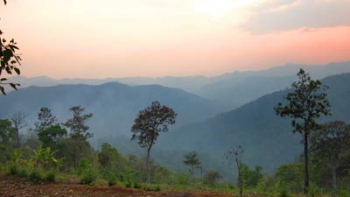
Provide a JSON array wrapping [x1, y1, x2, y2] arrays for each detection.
[[19, 168, 28, 177], [308, 184, 324, 197], [29, 169, 43, 184], [134, 182, 141, 189], [7, 163, 19, 176], [80, 168, 97, 185], [338, 189, 350, 197], [107, 175, 117, 186], [143, 184, 161, 191], [278, 188, 289, 197], [125, 181, 132, 188], [45, 169, 56, 183]]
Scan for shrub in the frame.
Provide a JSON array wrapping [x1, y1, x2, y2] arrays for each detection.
[[45, 169, 56, 183], [278, 188, 289, 197], [338, 189, 350, 197], [7, 163, 19, 176], [134, 182, 141, 189], [125, 181, 132, 188], [29, 169, 43, 184], [19, 168, 28, 177], [107, 175, 117, 186], [80, 168, 97, 185]]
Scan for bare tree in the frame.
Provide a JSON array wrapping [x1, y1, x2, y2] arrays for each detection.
[[11, 111, 28, 147], [225, 145, 244, 197]]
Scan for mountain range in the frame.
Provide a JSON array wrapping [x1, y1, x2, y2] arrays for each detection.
[[0, 82, 218, 137], [9, 61, 350, 110], [2, 61, 350, 178]]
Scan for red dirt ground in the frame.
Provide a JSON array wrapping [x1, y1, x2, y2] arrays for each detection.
[[0, 174, 235, 197]]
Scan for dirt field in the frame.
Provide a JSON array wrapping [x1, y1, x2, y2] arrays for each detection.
[[0, 175, 233, 197]]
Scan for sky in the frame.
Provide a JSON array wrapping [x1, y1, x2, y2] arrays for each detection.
[[1, 0, 350, 78]]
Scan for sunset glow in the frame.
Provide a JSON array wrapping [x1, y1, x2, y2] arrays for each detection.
[[0, 0, 349, 78]]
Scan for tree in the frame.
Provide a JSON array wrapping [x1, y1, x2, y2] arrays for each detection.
[[183, 151, 201, 176], [11, 111, 28, 147], [34, 107, 58, 131], [0, 119, 15, 142], [225, 145, 244, 197], [0, 119, 15, 162], [60, 106, 93, 169], [310, 121, 350, 194], [131, 101, 177, 183], [37, 125, 67, 149], [0, 0, 22, 95], [63, 106, 93, 140], [274, 69, 331, 194]]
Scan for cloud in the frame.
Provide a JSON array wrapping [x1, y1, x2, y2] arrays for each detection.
[[241, 0, 350, 34]]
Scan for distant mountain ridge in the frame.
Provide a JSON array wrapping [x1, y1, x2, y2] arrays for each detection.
[[0, 82, 219, 137], [9, 61, 350, 110]]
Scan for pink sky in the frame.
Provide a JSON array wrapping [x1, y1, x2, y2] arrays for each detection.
[[1, 0, 350, 78]]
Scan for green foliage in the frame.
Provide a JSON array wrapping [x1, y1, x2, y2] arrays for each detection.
[[45, 169, 56, 183], [278, 188, 290, 197], [63, 106, 93, 140], [276, 162, 303, 192], [172, 171, 191, 185], [183, 151, 201, 175], [29, 168, 43, 184], [338, 189, 350, 197], [30, 144, 61, 170], [7, 162, 19, 175], [57, 137, 92, 170], [79, 168, 98, 185], [34, 107, 58, 131], [18, 167, 28, 177], [37, 125, 67, 149], [203, 170, 223, 185], [0, 119, 16, 162], [107, 175, 117, 186]]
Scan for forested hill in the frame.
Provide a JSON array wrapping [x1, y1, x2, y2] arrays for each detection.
[[159, 73, 350, 171], [0, 82, 219, 137]]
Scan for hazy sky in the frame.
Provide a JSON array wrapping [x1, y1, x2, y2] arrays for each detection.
[[1, 0, 350, 78]]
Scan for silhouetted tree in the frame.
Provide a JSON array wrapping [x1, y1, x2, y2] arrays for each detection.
[[63, 106, 93, 140], [225, 145, 244, 197], [183, 151, 201, 176], [34, 107, 58, 131], [11, 111, 28, 147], [0, 0, 22, 94], [310, 121, 350, 195], [131, 101, 176, 183], [275, 69, 331, 194]]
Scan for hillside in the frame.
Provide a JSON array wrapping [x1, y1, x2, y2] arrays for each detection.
[[0, 82, 219, 137], [158, 73, 350, 173]]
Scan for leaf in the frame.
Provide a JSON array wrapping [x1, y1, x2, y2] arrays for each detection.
[[14, 67, 20, 75], [9, 83, 17, 90], [0, 86, 6, 95]]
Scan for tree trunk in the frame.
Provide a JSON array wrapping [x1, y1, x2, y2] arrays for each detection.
[[15, 127, 21, 148], [331, 162, 337, 195], [304, 131, 309, 194], [146, 146, 151, 183]]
